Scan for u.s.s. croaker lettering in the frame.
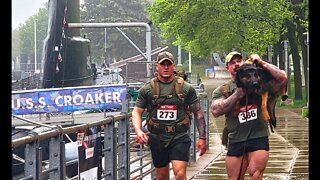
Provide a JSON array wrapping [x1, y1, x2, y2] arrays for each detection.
[[54, 91, 121, 106], [12, 92, 121, 109], [12, 85, 126, 115]]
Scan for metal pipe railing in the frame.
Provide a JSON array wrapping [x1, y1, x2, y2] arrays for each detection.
[[12, 87, 209, 180]]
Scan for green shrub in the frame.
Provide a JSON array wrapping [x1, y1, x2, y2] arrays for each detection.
[[302, 107, 309, 118]]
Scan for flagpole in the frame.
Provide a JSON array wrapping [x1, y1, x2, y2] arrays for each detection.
[[34, 20, 37, 73]]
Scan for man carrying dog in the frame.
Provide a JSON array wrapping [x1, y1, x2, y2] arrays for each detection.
[[210, 51, 287, 180]]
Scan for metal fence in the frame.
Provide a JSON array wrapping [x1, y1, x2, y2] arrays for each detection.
[[12, 85, 209, 180], [12, 73, 42, 91]]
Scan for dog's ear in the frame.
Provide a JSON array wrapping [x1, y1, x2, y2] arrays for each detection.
[[253, 61, 271, 82], [257, 67, 272, 83]]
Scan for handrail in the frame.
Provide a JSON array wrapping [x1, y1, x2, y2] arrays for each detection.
[[12, 88, 209, 180]]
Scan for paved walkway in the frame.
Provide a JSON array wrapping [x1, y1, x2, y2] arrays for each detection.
[[184, 107, 308, 180]]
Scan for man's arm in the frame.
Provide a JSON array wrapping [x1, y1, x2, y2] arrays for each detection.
[[131, 106, 148, 144], [211, 88, 245, 117], [190, 100, 206, 139], [190, 100, 207, 156], [250, 54, 288, 94]]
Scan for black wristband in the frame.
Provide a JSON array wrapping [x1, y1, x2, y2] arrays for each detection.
[[199, 137, 206, 140]]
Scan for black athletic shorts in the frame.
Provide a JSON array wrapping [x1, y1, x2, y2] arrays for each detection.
[[227, 136, 269, 157], [147, 134, 191, 168]]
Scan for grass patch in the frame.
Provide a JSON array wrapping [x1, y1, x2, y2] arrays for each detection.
[[278, 79, 307, 109], [302, 106, 309, 118]]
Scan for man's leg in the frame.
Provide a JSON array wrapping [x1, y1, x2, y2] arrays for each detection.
[[148, 135, 170, 180], [226, 140, 249, 180], [226, 155, 248, 180], [172, 160, 188, 180], [155, 165, 170, 180], [247, 150, 269, 180], [246, 137, 269, 180], [168, 135, 190, 180]]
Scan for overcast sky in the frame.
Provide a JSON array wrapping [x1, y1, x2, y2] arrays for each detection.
[[12, 0, 48, 29]]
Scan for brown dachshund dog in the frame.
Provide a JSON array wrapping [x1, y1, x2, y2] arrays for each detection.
[[235, 59, 288, 132]]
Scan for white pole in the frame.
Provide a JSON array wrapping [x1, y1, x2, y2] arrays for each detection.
[[34, 20, 37, 73], [104, 28, 107, 65], [283, 40, 290, 95], [188, 52, 191, 73], [177, 46, 182, 66]]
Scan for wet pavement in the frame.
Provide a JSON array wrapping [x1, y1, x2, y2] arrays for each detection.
[[185, 107, 308, 180]]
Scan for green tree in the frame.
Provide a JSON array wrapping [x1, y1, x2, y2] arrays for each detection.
[[283, 0, 308, 100], [80, 0, 162, 65], [148, 0, 308, 102], [18, 5, 48, 59], [12, 29, 20, 58], [148, 0, 294, 58]]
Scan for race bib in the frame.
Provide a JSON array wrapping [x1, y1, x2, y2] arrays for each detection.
[[238, 104, 258, 123], [157, 104, 177, 121]]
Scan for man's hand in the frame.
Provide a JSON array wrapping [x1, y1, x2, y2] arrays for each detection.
[[197, 138, 207, 156], [132, 107, 149, 144], [250, 54, 264, 66], [136, 130, 149, 144], [235, 87, 246, 99]]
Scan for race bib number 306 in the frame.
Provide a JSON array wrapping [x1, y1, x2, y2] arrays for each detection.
[[238, 104, 258, 123], [157, 104, 177, 121]]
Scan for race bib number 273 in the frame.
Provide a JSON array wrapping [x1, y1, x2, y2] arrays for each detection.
[[157, 104, 177, 121]]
